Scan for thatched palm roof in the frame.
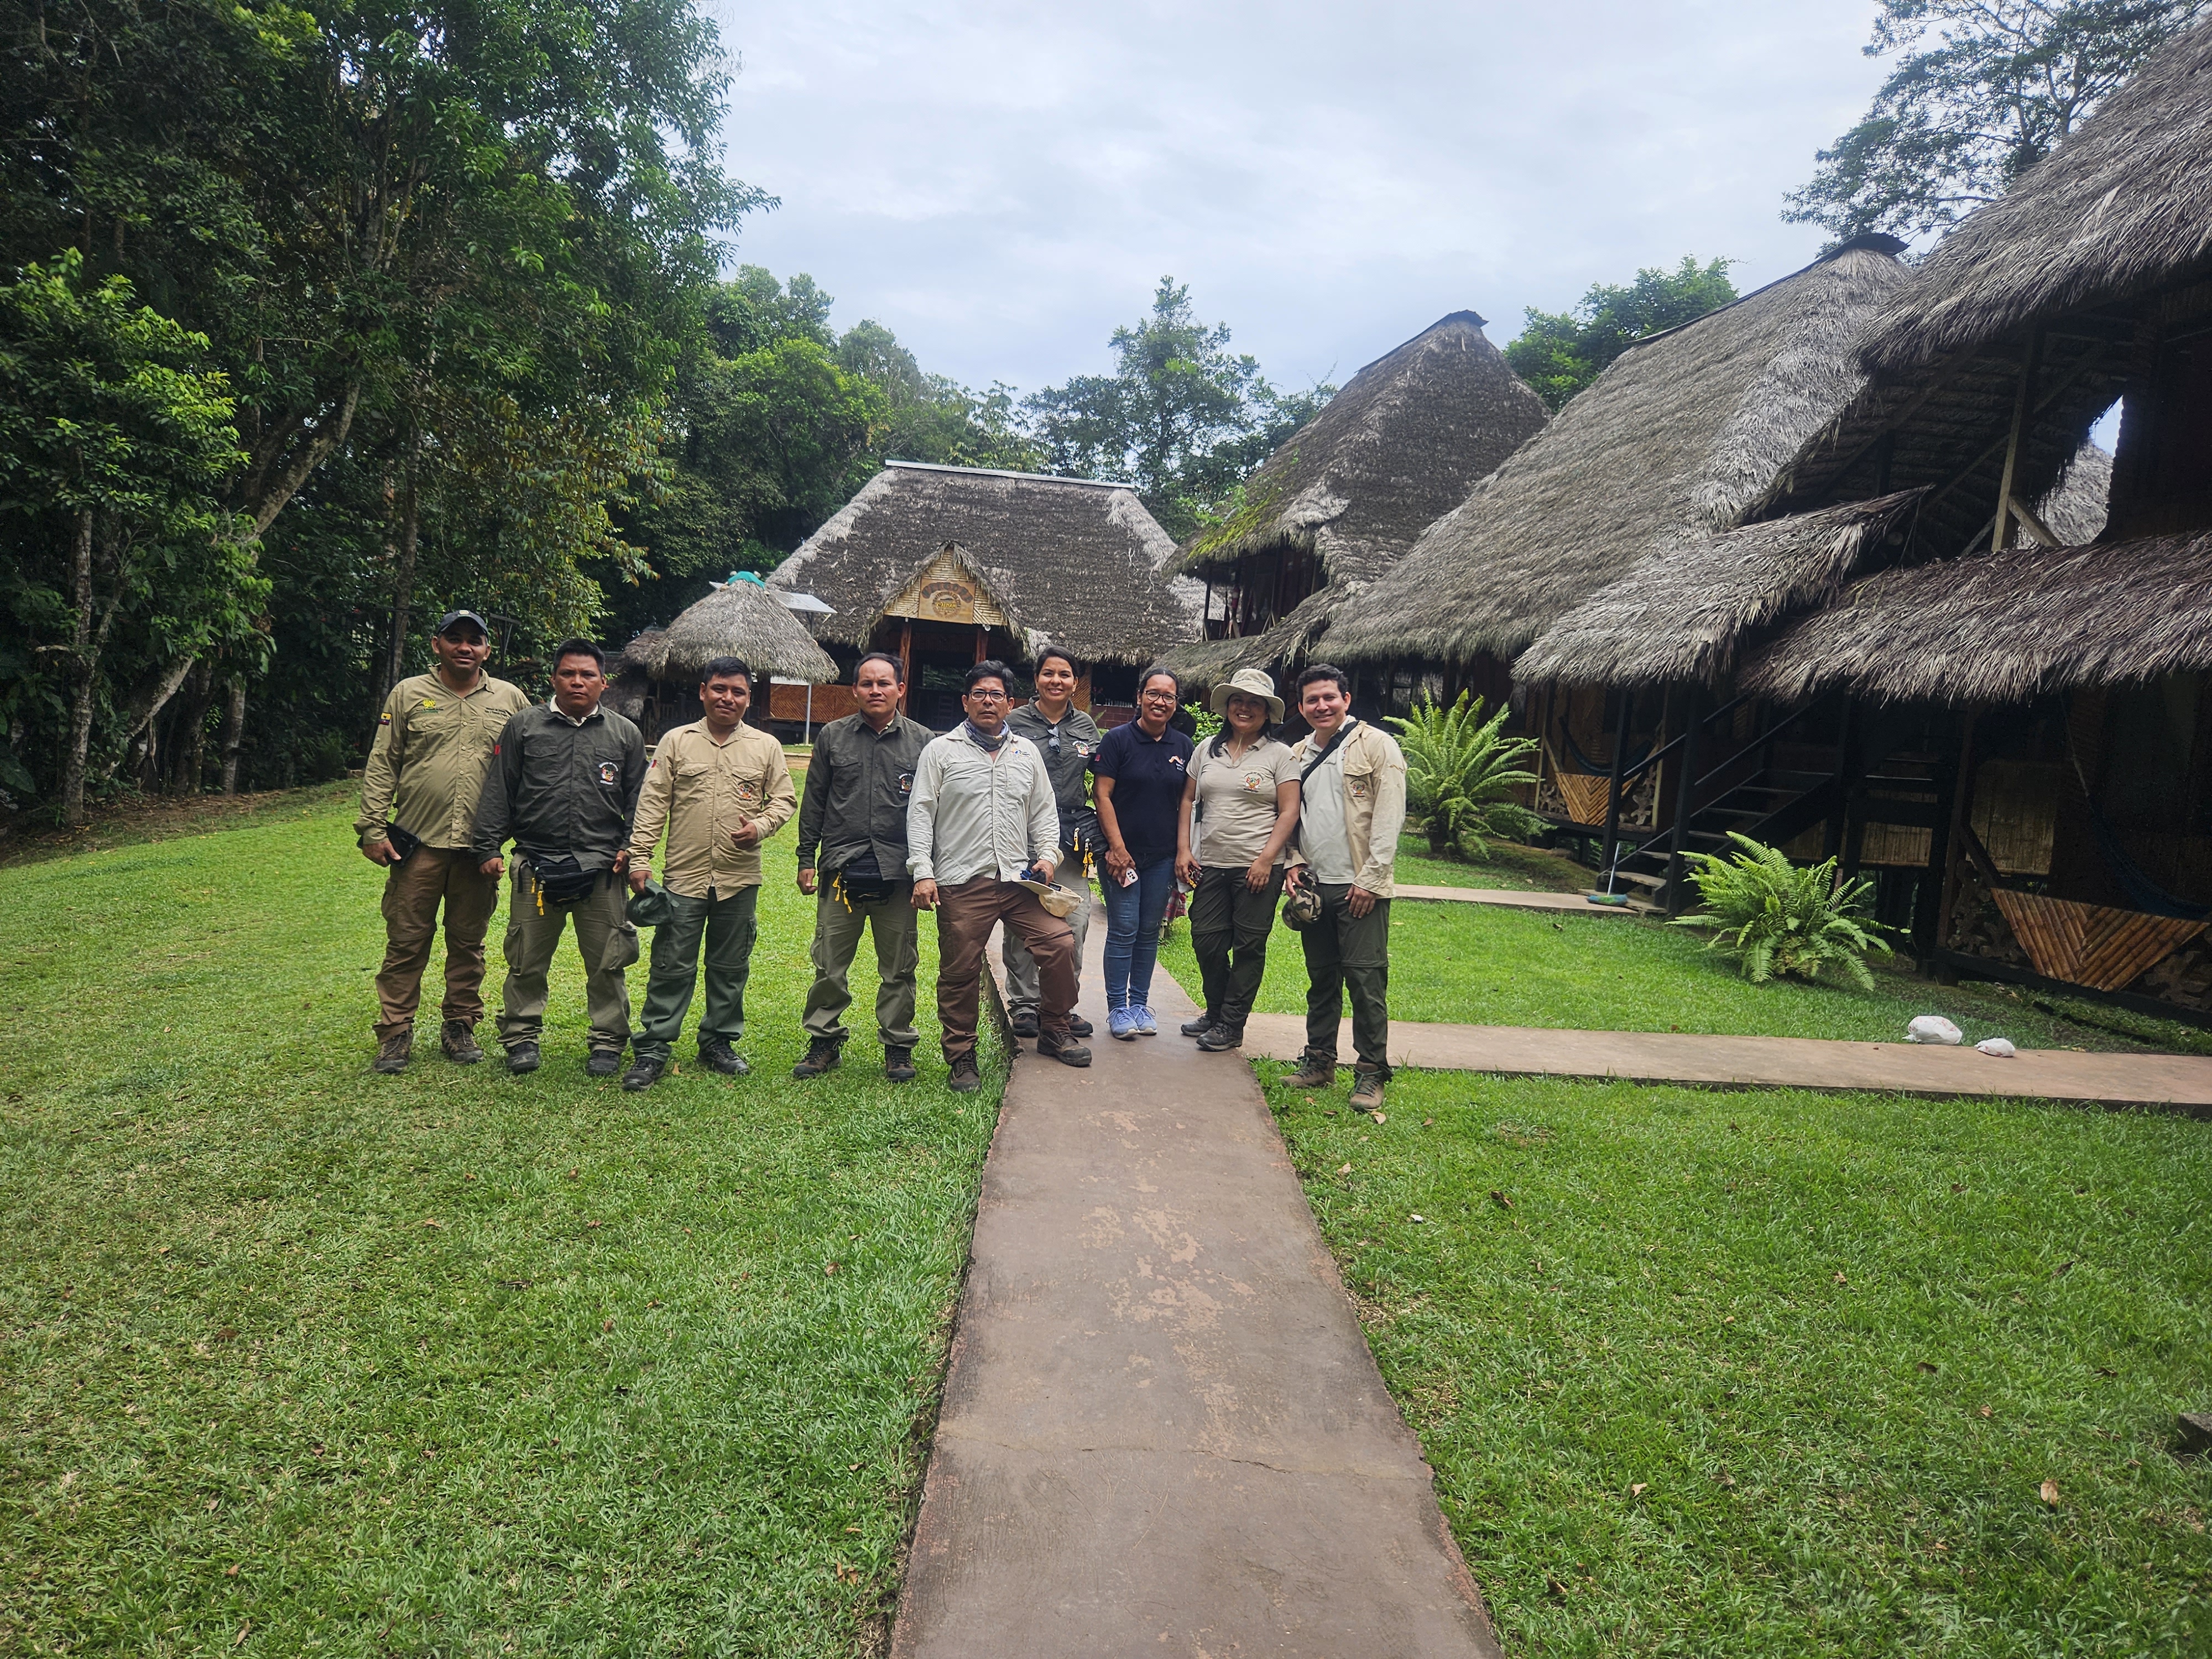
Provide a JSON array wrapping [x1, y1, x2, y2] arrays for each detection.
[[1324, 243, 1912, 667], [1174, 312, 1548, 585], [1514, 490, 1927, 691], [644, 578, 839, 684], [768, 461, 1199, 665], [1516, 437, 2114, 692], [1862, 18, 2212, 375], [1739, 527, 2212, 706]]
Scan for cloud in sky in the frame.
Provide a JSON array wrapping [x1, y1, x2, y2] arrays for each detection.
[[705, 1, 1888, 395]]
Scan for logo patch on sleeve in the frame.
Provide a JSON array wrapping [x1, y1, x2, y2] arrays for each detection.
[[378, 711, 392, 725]]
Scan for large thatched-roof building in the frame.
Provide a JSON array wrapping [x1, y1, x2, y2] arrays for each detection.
[[1162, 311, 1547, 690], [1495, 19, 2212, 1018], [766, 461, 1198, 727], [1326, 238, 1914, 679]]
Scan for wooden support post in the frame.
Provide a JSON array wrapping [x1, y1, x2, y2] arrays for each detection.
[[1936, 709, 1983, 953], [1599, 689, 1634, 891], [973, 624, 988, 665], [1914, 712, 1965, 971], [898, 620, 914, 716], [1992, 330, 2043, 552], [1824, 697, 1857, 862], [1664, 686, 1704, 916]]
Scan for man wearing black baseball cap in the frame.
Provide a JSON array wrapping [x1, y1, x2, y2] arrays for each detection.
[[355, 609, 531, 1073]]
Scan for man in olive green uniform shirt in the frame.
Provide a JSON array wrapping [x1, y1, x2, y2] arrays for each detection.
[[792, 653, 933, 1081], [623, 656, 796, 1091], [355, 609, 531, 1073], [472, 639, 647, 1077]]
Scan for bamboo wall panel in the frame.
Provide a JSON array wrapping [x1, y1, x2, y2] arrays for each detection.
[[1553, 769, 1614, 827], [1970, 760, 2059, 875], [1989, 889, 2205, 991]]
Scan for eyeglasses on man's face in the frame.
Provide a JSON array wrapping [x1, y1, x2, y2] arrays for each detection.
[[966, 687, 1008, 702]]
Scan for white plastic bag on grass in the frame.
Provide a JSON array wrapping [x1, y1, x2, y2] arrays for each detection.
[[1907, 1015, 1963, 1045]]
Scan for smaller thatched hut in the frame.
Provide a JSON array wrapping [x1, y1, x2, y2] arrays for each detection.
[[1163, 310, 1547, 692], [609, 576, 838, 739], [768, 461, 1198, 726]]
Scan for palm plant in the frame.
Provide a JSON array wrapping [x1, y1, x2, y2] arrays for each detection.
[[1386, 693, 1544, 860], [1672, 832, 1894, 989]]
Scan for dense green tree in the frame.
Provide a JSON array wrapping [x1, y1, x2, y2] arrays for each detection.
[[0, 254, 251, 823], [1023, 278, 1331, 542], [1785, 0, 2211, 242], [1505, 258, 1739, 412]]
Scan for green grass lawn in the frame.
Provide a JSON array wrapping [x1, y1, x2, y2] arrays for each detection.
[[1392, 835, 1592, 894], [1264, 1067, 2212, 1656], [1, 790, 1004, 1656], [1162, 883, 2201, 1054]]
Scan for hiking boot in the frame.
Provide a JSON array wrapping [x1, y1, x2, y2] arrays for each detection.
[[440, 1020, 483, 1065], [697, 1036, 747, 1076], [373, 1030, 413, 1075], [506, 1041, 542, 1076], [885, 1046, 918, 1083], [585, 1048, 622, 1079], [1036, 1030, 1092, 1067], [1282, 1054, 1335, 1089], [1349, 1071, 1387, 1113], [1008, 1007, 1040, 1039], [622, 1057, 664, 1093], [791, 1039, 842, 1079], [1068, 1013, 1093, 1039], [947, 1053, 983, 1093], [1194, 1022, 1245, 1052], [1180, 1013, 1219, 1038]]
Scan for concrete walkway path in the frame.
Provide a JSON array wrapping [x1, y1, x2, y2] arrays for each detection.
[[891, 926, 1500, 1658], [1245, 1015, 2212, 1110], [1397, 882, 1634, 914]]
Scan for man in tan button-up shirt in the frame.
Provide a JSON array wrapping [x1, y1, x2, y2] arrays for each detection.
[[623, 655, 796, 1088], [354, 609, 531, 1073]]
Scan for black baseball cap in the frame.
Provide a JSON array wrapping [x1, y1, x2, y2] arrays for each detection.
[[436, 609, 491, 638]]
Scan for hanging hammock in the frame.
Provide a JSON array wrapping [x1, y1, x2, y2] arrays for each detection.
[[1554, 712, 1648, 779], [2064, 702, 2210, 922]]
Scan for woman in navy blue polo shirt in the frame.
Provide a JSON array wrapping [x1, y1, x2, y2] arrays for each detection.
[[1092, 665, 1195, 1039]]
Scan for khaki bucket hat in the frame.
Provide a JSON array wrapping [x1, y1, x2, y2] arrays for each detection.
[[1208, 667, 1284, 723]]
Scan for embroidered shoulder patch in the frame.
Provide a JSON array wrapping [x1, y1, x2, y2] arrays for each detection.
[[379, 711, 392, 726]]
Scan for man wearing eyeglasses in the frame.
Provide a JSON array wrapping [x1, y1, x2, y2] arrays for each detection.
[[1002, 645, 1100, 1040], [907, 659, 1092, 1093]]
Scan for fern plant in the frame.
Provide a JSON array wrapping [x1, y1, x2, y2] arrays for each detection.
[[1672, 832, 1893, 989], [1386, 693, 1544, 860]]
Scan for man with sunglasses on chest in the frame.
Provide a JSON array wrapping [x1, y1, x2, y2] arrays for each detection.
[[1001, 645, 1100, 1040]]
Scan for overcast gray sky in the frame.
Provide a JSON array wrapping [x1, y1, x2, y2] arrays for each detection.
[[705, 1, 1890, 396]]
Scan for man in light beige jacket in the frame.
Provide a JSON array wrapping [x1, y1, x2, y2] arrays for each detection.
[[1282, 662, 1406, 1113], [623, 656, 796, 1089]]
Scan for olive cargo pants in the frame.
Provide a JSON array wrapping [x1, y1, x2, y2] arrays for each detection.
[[375, 846, 501, 1040], [801, 881, 921, 1050], [1299, 882, 1391, 1080], [1190, 864, 1286, 1031], [635, 886, 759, 1064], [494, 869, 637, 1053]]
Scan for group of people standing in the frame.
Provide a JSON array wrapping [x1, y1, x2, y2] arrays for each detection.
[[357, 610, 1405, 1109]]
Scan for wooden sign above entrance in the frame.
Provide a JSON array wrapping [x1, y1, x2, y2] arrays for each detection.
[[883, 544, 1009, 629]]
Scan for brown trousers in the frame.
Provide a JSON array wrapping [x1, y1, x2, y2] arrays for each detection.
[[375, 846, 501, 1039], [935, 877, 1077, 1059]]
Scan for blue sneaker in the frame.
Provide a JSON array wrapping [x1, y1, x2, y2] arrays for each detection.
[[1107, 1005, 1140, 1041], [1130, 1004, 1159, 1036]]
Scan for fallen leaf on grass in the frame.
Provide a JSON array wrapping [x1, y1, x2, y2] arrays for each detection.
[[2054, 1260, 2073, 1277], [1833, 1272, 1848, 1285], [1980, 1405, 1994, 1418], [1630, 1483, 1647, 1496], [1917, 1361, 1939, 1374], [1489, 1190, 1511, 1209], [836, 1562, 863, 1583], [421, 1219, 442, 1230], [225, 1563, 241, 1577], [586, 1220, 601, 1230], [825, 1262, 839, 1275], [1410, 1214, 1426, 1224], [1371, 1111, 1387, 1124], [566, 1168, 579, 1180], [1422, 1117, 1434, 1127], [849, 1462, 862, 1471], [232, 1625, 251, 1648], [1545, 1575, 1568, 1598], [1338, 1163, 1353, 1175], [2040, 1479, 2060, 1506]]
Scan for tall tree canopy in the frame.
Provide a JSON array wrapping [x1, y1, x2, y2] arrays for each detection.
[[1505, 258, 1739, 412], [1023, 278, 1332, 542], [1785, 0, 2211, 242]]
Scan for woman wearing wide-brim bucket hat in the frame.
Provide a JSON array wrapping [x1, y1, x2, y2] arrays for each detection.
[[1173, 668, 1301, 1051]]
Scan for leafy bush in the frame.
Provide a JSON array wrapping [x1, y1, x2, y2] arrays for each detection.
[[1386, 693, 1543, 860], [1673, 832, 1893, 989], [1183, 701, 1223, 740]]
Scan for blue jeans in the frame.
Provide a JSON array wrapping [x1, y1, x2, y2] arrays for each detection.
[[1100, 855, 1176, 1011]]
